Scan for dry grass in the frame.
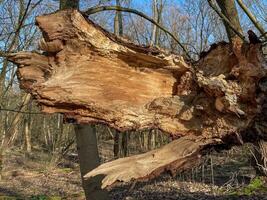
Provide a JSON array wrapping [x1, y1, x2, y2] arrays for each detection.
[[0, 143, 267, 200]]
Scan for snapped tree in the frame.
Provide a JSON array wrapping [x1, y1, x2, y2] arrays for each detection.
[[58, 1, 109, 200], [7, 0, 267, 189]]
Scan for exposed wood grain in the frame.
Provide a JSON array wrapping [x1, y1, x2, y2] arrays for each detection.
[[8, 9, 267, 188], [84, 135, 220, 188]]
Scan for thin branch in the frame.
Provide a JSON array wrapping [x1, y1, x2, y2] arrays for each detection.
[[0, 23, 35, 37], [207, 0, 246, 42], [0, 0, 32, 86], [236, 0, 267, 40], [83, 6, 192, 60], [0, 51, 11, 57], [14, 0, 32, 42], [128, 14, 141, 45], [0, 107, 42, 115], [259, 32, 267, 39]]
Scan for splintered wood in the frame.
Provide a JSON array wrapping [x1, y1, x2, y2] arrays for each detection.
[[9, 10, 267, 188]]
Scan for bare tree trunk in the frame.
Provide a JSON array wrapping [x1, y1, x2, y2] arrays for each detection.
[[142, 132, 148, 151], [155, 0, 163, 46], [24, 117, 31, 152], [59, 1, 108, 199], [75, 125, 109, 200], [236, 0, 267, 39], [113, 0, 128, 159], [215, 0, 243, 42], [150, 0, 157, 46], [148, 130, 155, 150], [113, 131, 120, 158], [60, 0, 79, 10], [114, 0, 123, 36], [150, 0, 163, 46], [121, 132, 128, 157], [0, 0, 24, 97], [24, 100, 32, 153], [0, 0, 28, 165], [1, 94, 31, 148]]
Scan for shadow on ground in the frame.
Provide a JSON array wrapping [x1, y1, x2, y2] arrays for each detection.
[[110, 182, 267, 200]]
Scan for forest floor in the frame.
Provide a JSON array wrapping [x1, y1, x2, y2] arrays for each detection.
[[0, 142, 267, 200]]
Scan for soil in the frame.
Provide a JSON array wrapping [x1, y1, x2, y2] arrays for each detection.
[[0, 144, 267, 200]]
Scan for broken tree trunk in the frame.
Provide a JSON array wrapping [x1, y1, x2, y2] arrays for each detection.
[[58, 1, 109, 199], [8, 9, 267, 188]]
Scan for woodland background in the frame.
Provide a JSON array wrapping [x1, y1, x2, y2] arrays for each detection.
[[0, 0, 267, 199]]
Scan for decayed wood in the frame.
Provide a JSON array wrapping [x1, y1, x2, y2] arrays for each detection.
[[85, 135, 221, 188], [8, 9, 267, 188], [9, 10, 192, 135]]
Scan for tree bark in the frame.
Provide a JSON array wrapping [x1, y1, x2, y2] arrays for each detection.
[[236, 0, 267, 40], [215, 0, 267, 176], [113, 131, 120, 158], [121, 132, 128, 156], [114, 0, 123, 36], [8, 9, 267, 188], [75, 125, 109, 199], [113, 0, 124, 159], [150, 0, 163, 46], [24, 99, 32, 153], [150, 0, 158, 46], [215, 0, 243, 43], [60, 0, 79, 10], [58, 1, 108, 199]]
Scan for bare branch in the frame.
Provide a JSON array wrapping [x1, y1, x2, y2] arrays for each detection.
[[0, 107, 42, 115], [207, 0, 246, 42], [260, 32, 267, 39], [236, 0, 267, 40], [0, 51, 11, 57], [83, 6, 192, 60], [15, 0, 32, 39]]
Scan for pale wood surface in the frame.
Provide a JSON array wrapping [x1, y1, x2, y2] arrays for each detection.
[[8, 9, 267, 188]]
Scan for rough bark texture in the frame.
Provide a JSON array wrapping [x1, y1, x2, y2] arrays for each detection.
[[8, 10, 267, 188], [215, 0, 244, 42], [85, 135, 219, 188], [75, 125, 109, 199], [60, 0, 79, 10], [59, 1, 109, 199]]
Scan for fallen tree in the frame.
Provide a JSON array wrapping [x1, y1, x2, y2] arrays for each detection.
[[8, 9, 267, 188]]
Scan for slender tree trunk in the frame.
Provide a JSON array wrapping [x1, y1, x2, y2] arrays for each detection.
[[150, 0, 157, 46], [59, 0, 108, 199], [236, 0, 267, 39], [0, 0, 27, 160], [113, 0, 128, 158], [114, 0, 123, 36], [60, 0, 79, 10], [148, 130, 155, 150], [155, 0, 163, 46], [143, 132, 148, 151], [215, 0, 243, 42], [113, 132, 120, 158], [121, 132, 128, 157], [24, 100, 32, 153], [150, 0, 163, 46], [75, 125, 109, 200], [2, 94, 31, 148]]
